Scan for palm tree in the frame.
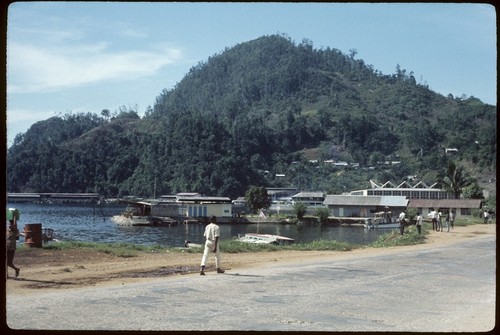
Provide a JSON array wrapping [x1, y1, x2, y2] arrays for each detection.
[[438, 161, 472, 199]]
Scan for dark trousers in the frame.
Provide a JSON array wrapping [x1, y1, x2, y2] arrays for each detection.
[[7, 249, 18, 269], [400, 222, 405, 235], [416, 225, 421, 235]]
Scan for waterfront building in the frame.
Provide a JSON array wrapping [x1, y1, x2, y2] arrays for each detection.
[[323, 195, 408, 219], [292, 191, 325, 206], [349, 180, 454, 199], [407, 198, 482, 218]]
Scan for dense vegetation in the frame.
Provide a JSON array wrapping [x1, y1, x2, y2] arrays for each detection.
[[7, 34, 496, 199]]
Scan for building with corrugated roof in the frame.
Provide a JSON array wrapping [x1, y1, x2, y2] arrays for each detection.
[[350, 180, 454, 199], [407, 198, 482, 218], [323, 195, 408, 218], [292, 192, 325, 206]]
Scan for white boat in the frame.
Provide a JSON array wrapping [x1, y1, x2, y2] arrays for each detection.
[[364, 211, 401, 229], [183, 240, 202, 248], [111, 200, 178, 226], [238, 233, 295, 245], [364, 221, 401, 229]]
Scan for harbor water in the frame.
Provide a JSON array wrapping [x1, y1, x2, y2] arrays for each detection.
[[6, 203, 394, 247]]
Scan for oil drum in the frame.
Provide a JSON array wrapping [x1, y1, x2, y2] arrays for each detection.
[[24, 223, 43, 248]]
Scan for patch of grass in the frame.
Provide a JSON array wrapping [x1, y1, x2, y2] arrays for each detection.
[[370, 225, 427, 248], [219, 238, 354, 253], [39, 241, 173, 258], [283, 239, 353, 251], [221, 238, 282, 253]]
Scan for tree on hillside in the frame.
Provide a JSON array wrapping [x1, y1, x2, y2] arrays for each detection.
[[437, 161, 472, 199], [245, 186, 271, 214]]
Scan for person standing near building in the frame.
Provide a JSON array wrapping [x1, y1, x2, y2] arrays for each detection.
[[200, 216, 224, 275], [444, 211, 450, 232], [428, 210, 437, 231], [399, 211, 406, 235], [6, 218, 21, 278], [415, 212, 423, 235], [483, 210, 489, 224], [437, 212, 442, 231], [449, 211, 455, 229]]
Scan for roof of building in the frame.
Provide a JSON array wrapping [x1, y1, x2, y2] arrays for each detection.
[[324, 195, 408, 207], [176, 196, 231, 203], [292, 192, 325, 198], [368, 179, 439, 190], [407, 199, 482, 209]]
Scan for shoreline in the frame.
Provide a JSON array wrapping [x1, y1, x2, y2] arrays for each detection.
[[6, 223, 496, 295]]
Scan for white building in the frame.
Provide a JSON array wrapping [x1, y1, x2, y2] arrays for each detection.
[[323, 195, 408, 218], [350, 180, 454, 199]]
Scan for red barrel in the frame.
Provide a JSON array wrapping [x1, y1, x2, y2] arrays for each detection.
[[24, 223, 43, 248]]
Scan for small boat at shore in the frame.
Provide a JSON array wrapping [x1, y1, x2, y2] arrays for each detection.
[[184, 240, 203, 248], [364, 221, 401, 229], [238, 233, 295, 245], [111, 200, 178, 227], [364, 211, 400, 229]]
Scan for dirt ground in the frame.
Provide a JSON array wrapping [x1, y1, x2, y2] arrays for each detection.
[[6, 223, 496, 295]]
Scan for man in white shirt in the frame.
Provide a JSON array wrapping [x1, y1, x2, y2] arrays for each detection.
[[200, 216, 224, 275], [428, 210, 438, 231], [399, 211, 406, 235], [416, 212, 423, 235]]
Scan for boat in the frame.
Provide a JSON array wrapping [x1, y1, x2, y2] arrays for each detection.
[[111, 200, 179, 227], [238, 233, 295, 245], [184, 240, 203, 248], [42, 227, 57, 243], [364, 211, 401, 229]]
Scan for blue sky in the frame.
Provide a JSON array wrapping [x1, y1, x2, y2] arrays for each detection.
[[6, 2, 496, 146]]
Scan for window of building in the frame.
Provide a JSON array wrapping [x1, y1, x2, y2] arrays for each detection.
[[438, 192, 448, 199], [461, 208, 471, 215]]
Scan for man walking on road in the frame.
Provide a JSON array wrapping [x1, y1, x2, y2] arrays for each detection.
[[200, 216, 224, 275]]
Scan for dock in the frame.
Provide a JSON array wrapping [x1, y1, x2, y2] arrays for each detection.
[[7, 193, 100, 204]]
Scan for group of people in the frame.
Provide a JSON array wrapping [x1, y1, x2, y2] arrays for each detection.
[[398, 210, 455, 236], [427, 210, 455, 232]]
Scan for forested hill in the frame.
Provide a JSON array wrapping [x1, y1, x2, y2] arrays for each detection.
[[7, 34, 497, 199]]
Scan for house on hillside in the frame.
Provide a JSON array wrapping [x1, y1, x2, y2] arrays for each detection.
[[323, 195, 408, 219], [407, 199, 482, 218]]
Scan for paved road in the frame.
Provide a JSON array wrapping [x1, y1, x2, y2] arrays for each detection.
[[6, 235, 496, 332]]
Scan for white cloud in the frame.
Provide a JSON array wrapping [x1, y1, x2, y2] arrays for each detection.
[[7, 41, 183, 94]]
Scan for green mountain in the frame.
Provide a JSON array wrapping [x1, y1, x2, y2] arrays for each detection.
[[6, 34, 497, 199]]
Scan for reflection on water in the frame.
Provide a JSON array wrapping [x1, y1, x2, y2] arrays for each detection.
[[6, 203, 392, 247]]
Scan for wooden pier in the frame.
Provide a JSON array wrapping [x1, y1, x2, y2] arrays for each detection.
[[7, 193, 100, 204]]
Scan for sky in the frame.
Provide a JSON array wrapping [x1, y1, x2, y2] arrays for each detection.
[[5, 2, 497, 147]]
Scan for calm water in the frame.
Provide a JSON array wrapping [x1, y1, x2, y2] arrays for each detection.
[[6, 203, 393, 247]]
